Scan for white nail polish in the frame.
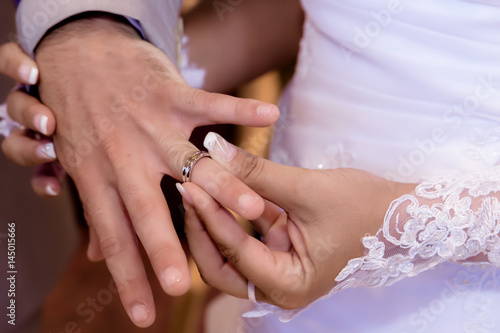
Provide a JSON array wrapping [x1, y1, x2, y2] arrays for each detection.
[[28, 67, 39, 85], [203, 132, 236, 162], [34, 114, 48, 135], [37, 142, 56, 160], [39, 115, 48, 135], [45, 185, 58, 196], [19, 65, 38, 85]]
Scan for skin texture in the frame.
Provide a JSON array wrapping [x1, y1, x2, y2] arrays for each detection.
[[32, 14, 276, 327], [1, 1, 303, 326], [180, 133, 417, 309], [3, 0, 304, 197]]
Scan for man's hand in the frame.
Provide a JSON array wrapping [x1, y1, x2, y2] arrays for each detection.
[[35, 14, 278, 327]]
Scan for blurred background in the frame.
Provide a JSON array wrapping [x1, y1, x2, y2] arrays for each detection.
[[0, 1, 287, 332]]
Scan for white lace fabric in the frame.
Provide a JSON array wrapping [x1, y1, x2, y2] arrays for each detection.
[[336, 166, 500, 292], [245, 166, 500, 322]]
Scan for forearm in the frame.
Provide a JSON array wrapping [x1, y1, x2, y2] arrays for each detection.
[[183, 0, 303, 93]]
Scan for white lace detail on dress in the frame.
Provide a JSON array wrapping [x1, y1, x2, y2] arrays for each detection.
[[244, 166, 500, 322], [335, 166, 500, 292]]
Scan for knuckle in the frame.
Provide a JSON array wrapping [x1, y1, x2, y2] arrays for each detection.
[[220, 247, 239, 266], [198, 269, 219, 289], [99, 236, 126, 260], [238, 152, 265, 184], [176, 85, 203, 110], [168, 143, 188, 169], [130, 198, 158, 224], [148, 244, 172, 268]]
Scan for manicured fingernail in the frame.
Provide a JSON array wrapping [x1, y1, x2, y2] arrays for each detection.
[[130, 303, 150, 324], [256, 104, 276, 118], [176, 183, 193, 204], [204, 132, 236, 162], [19, 64, 38, 85], [162, 266, 183, 289], [33, 114, 48, 135], [37, 142, 56, 160], [45, 185, 58, 196], [238, 193, 259, 212]]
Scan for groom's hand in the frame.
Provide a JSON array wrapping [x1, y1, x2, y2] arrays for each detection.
[[35, 14, 278, 327]]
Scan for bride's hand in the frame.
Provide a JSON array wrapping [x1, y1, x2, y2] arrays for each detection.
[[0, 42, 63, 197], [178, 132, 416, 309]]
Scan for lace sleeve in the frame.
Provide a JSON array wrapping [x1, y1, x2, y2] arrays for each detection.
[[335, 166, 500, 292], [244, 166, 500, 322]]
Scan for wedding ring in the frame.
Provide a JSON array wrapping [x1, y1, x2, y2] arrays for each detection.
[[182, 150, 211, 182]]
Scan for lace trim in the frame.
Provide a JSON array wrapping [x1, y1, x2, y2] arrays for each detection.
[[244, 166, 500, 322]]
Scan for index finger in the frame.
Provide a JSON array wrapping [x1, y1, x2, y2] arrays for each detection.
[[164, 141, 266, 221], [203, 132, 307, 210], [0, 43, 38, 85]]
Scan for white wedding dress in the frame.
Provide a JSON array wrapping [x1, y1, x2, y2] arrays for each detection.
[[245, 0, 500, 332]]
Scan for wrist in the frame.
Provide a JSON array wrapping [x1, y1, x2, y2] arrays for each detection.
[[36, 12, 141, 56]]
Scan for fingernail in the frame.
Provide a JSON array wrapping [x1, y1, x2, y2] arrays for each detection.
[[162, 266, 183, 289], [256, 104, 276, 118], [37, 142, 56, 160], [130, 303, 150, 324], [33, 114, 48, 135], [203, 132, 236, 162], [238, 193, 259, 212], [45, 184, 58, 196], [176, 183, 193, 204], [19, 64, 38, 85]]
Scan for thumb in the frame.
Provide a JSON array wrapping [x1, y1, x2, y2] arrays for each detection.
[[203, 132, 305, 210]]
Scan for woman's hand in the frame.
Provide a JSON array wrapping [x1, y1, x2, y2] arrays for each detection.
[[179, 132, 416, 309], [0, 42, 63, 197]]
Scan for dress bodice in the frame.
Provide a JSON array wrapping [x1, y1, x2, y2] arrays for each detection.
[[271, 0, 500, 183]]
